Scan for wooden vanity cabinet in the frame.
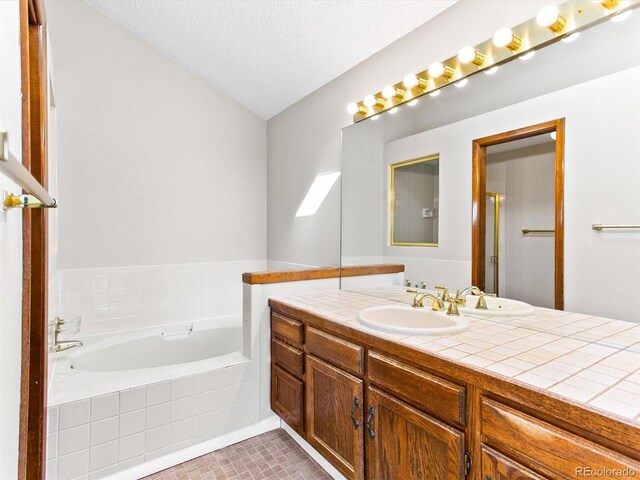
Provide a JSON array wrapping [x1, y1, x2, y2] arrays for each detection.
[[269, 306, 640, 480], [366, 386, 466, 480], [270, 314, 305, 435], [306, 355, 365, 480], [481, 447, 547, 480]]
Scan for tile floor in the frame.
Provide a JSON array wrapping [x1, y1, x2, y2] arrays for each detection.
[[144, 429, 331, 479]]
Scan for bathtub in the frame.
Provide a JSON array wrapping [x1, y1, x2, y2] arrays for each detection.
[[47, 318, 257, 480], [70, 325, 242, 372]]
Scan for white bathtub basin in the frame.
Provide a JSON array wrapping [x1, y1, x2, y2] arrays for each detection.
[[358, 305, 470, 336], [69, 326, 242, 372], [457, 296, 535, 317]]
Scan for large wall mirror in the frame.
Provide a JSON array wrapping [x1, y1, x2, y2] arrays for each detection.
[[340, 9, 640, 323]]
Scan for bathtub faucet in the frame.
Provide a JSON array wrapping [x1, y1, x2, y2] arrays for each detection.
[[50, 317, 83, 353]]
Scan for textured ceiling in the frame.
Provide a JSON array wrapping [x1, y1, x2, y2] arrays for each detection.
[[85, 0, 457, 120]]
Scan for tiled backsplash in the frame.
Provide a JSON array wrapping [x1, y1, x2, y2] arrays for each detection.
[[49, 261, 266, 337]]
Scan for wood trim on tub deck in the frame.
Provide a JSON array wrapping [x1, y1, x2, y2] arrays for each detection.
[[242, 264, 405, 285]]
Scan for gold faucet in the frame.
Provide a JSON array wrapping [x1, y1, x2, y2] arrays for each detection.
[[50, 317, 83, 352], [407, 289, 445, 311], [435, 286, 451, 302]]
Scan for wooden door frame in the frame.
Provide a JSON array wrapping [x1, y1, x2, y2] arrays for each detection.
[[471, 118, 565, 310], [18, 0, 49, 478]]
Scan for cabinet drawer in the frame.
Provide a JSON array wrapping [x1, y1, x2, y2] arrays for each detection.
[[368, 352, 466, 427], [272, 338, 304, 379], [481, 398, 640, 478], [271, 365, 304, 434], [271, 312, 304, 348], [306, 327, 363, 376]]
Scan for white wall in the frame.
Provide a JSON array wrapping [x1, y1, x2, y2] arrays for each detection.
[[487, 144, 556, 307], [267, 1, 560, 267], [0, 1, 24, 477], [46, 0, 267, 270]]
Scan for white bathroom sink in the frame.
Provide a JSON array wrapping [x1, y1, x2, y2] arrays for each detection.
[[457, 296, 535, 317], [358, 305, 470, 336]]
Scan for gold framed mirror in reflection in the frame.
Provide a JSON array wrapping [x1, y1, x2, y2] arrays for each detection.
[[390, 154, 439, 247]]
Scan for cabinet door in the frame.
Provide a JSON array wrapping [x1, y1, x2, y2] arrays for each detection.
[[271, 365, 304, 434], [481, 446, 548, 480], [306, 355, 364, 480], [366, 386, 465, 480]]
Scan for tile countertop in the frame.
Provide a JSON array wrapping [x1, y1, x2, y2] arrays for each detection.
[[270, 287, 640, 426]]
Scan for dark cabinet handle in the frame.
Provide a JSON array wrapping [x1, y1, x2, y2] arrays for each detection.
[[365, 406, 375, 438], [351, 397, 360, 429]]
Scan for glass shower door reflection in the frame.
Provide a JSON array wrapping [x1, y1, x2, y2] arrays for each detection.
[[485, 193, 501, 296]]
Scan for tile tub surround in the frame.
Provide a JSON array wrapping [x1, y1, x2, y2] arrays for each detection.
[[49, 260, 267, 338], [46, 362, 256, 480], [270, 288, 640, 424], [144, 428, 332, 480]]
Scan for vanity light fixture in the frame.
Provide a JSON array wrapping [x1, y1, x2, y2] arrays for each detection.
[[363, 94, 385, 109], [600, 0, 620, 9], [454, 78, 468, 88], [295, 171, 341, 217], [562, 32, 580, 42], [458, 46, 486, 66], [346, 0, 640, 122], [611, 9, 632, 21], [347, 102, 367, 115], [382, 85, 405, 100], [428, 62, 455, 80], [537, 5, 568, 33], [493, 27, 523, 51], [519, 51, 536, 61], [403, 74, 428, 91]]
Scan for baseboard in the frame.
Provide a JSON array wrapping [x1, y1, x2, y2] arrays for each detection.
[[280, 422, 347, 480], [110, 415, 281, 479]]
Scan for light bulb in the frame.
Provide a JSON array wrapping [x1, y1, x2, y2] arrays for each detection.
[[458, 46, 485, 66], [519, 51, 536, 61], [484, 66, 499, 75], [537, 5, 567, 33], [550, 131, 557, 141], [403, 74, 418, 88], [428, 62, 454, 80], [611, 10, 632, 22], [363, 95, 382, 108], [454, 78, 468, 88], [382, 85, 405, 100], [562, 32, 580, 43], [408, 99, 419, 107], [347, 103, 364, 115], [493, 28, 522, 51], [429, 90, 441, 97]]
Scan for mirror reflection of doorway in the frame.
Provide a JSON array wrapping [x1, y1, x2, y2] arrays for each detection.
[[472, 119, 565, 310]]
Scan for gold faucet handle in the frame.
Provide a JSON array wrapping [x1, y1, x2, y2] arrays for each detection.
[[406, 288, 419, 294], [450, 290, 466, 305], [446, 301, 460, 316], [435, 286, 451, 302], [475, 295, 489, 310]]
